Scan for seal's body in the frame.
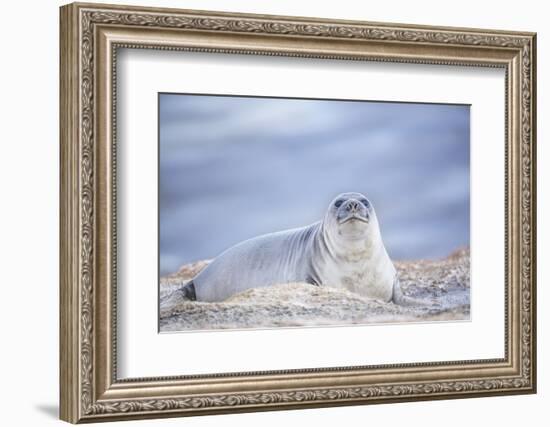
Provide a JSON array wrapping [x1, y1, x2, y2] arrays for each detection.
[[192, 225, 320, 302], [181, 192, 409, 304]]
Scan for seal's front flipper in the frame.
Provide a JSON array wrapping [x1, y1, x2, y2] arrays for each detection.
[[391, 277, 432, 307], [305, 275, 320, 287], [180, 280, 197, 301]]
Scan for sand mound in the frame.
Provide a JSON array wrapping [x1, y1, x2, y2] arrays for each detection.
[[159, 247, 470, 332]]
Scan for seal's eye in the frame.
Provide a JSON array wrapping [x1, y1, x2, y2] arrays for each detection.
[[334, 199, 344, 208], [360, 199, 370, 207]]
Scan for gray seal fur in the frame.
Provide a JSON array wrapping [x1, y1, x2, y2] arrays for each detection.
[[181, 192, 415, 304]]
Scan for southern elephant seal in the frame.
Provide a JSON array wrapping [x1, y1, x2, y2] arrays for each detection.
[[179, 192, 414, 305]]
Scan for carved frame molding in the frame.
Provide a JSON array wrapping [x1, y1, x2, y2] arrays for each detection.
[[60, 2, 536, 423]]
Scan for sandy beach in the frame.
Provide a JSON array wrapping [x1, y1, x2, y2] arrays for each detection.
[[159, 247, 470, 332]]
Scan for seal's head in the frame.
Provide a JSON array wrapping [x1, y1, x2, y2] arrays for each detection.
[[325, 192, 375, 242]]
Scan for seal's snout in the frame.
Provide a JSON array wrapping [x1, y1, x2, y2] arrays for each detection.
[[337, 199, 370, 225], [331, 193, 373, 227], [345, 200, 361, 213]]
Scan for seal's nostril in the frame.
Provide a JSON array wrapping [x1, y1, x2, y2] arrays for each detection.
[[346, 201, 360, 212]]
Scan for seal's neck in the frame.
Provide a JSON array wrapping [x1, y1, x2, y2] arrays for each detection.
[[320, 218, 384, 263]]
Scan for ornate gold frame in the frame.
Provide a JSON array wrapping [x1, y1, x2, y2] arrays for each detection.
[[59, 2, 537, 423]]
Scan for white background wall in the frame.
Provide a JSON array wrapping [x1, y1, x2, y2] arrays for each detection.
[[0, 0, 545, 425]]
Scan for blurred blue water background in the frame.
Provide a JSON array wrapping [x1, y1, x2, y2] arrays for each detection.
[[159, 94, 470, 276]]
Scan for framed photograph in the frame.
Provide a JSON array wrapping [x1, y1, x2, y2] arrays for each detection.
[[60, 2, 537, 423], [158, 94, 472, 332]]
